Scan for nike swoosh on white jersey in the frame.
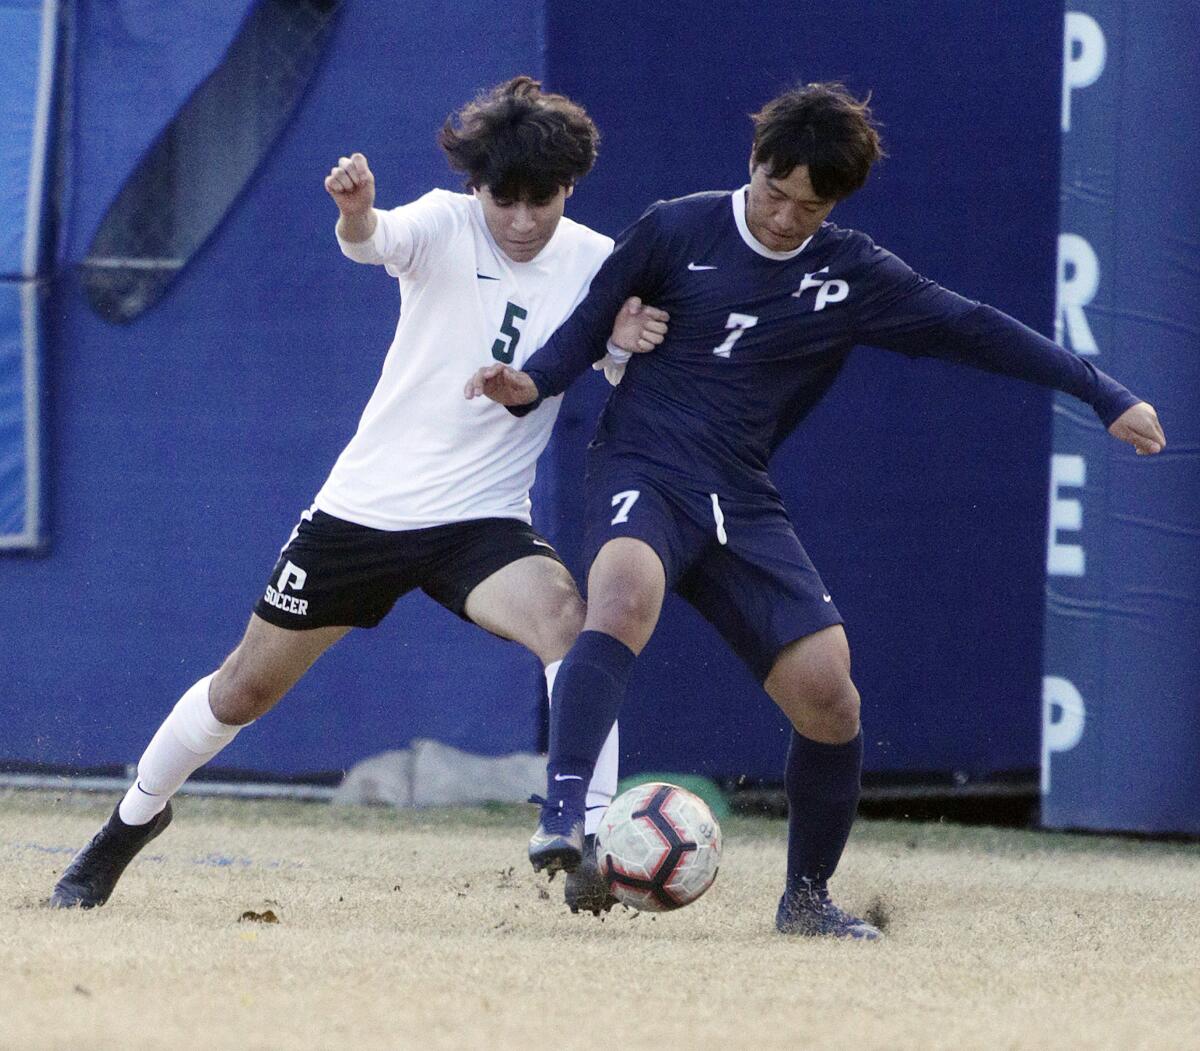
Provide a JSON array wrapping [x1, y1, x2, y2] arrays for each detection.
[[687, 262, 717, 271], [553, 773, 584, 781], [476, 273, 500, 281]]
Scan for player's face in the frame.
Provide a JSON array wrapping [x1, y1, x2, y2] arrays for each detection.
[[475, 184, 573, 263], [745, 163, 837, 252]]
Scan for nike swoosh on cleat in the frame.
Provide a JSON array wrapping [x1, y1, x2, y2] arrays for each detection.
[[531, 539, 555, 549], [476, 273, 500, 280], [687, 262, 717, 271], [553, 773, 584, 781]]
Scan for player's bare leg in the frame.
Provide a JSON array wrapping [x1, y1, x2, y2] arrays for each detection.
[[209, 615, 350, 724], [463, 554, 584, 665], [764, 625, 860, 745], [49, 616, 348, 909], [465, 554, 620, 911], [764, 625, 879, 939], [528, 539, 666, 876]]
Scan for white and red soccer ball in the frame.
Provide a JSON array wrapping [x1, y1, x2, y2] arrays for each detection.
[[595, 782, 722, 912]]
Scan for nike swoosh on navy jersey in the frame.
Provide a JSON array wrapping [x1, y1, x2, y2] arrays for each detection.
[[687, 262, 717, 271]]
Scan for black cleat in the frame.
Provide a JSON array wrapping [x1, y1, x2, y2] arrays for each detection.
[[49, 802, 173, 909], [564, 834, 619, 916], [775, 879, 881, 940]]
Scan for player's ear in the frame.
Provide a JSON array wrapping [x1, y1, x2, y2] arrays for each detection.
[[564, 183, 574, 200]]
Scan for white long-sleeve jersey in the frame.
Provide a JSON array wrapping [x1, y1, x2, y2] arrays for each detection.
[[314, 190, 612, 530]]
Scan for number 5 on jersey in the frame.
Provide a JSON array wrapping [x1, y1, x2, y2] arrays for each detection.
[[491, 301, 528, 363]]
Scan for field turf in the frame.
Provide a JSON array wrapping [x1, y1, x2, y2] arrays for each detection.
[[2, 789, 1197, 1050]]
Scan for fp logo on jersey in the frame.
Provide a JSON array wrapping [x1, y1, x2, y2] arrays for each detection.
[[792, 267, 849, 312]]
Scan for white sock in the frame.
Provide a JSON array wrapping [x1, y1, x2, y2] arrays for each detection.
[[545, 659, 619, 838], [117, 674, 245, 825], [586, 721, 619, 837]]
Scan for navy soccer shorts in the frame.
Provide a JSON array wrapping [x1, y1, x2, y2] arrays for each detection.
[[254, 509, 567, 630], [585, 459, 843, 682]]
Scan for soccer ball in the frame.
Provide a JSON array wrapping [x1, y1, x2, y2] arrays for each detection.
[[595, 782, 722, 912]]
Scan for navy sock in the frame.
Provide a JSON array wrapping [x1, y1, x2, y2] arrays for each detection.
[[546, 630, 636, 810], [785, 729, 863, 893]]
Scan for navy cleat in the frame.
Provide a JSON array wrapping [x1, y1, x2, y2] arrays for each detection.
[[775, 879, 881, 940], [49, 802, 173, 909], [528, 795, 584, 877], [564, 834, 618, 916]]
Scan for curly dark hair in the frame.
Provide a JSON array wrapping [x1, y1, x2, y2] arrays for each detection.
[[438, 76, 599, 203], [751, 82, 884, 201]]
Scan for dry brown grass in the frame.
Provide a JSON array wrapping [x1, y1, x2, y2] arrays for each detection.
[[1, 789, 1198, 1051]]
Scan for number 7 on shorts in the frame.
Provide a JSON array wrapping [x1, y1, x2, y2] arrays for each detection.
[[611, 490, 640, 525]]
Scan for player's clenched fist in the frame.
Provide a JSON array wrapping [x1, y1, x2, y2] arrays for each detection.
[[326, 153, 377, 243], [611, 296, 670, 353], [1108, 401, 1166, 456], [325, 153, 374, 211], [464, 364, 540, 406]]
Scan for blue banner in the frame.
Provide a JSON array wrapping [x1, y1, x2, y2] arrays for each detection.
[[1042, 3, 1200, 833]]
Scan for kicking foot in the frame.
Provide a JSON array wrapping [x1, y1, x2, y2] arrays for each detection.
[[528, 795, 584, 876], [775, 880, 881, 940], [49, 802, 173, 909], [564, 834, 618, 916]]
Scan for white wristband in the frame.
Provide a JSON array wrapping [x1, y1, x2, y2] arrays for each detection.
[[605, 340, 633, 364]]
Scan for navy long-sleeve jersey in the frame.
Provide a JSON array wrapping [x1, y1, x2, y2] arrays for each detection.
[[516, 188, 1137, 498]]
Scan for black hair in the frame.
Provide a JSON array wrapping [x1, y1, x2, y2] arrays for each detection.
[[439, 76, 598, 202], [751, 82, 884, 200]]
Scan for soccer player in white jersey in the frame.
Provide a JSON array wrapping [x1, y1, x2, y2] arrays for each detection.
[[50, 77, 667, 916]]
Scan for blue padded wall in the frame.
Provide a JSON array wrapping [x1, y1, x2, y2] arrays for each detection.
[[3, 0, 1081, 787], [3, 0, 548, 774], [0, 0, 55, 549], [1042, 2, 1200, 833], [544, 1, 1063, 780]]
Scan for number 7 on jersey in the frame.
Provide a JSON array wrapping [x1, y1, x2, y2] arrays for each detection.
[[712, 313, 758, 358]]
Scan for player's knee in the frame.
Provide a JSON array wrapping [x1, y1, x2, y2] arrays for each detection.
[[532, 580, 586, 661], [805, 673, 860, 731], [770, 653, 860, 738], [587, 582, 658, 640], [209, 664, 281, 724]]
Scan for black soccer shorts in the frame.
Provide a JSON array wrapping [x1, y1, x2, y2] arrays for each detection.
[[253, 509, 566, 630]]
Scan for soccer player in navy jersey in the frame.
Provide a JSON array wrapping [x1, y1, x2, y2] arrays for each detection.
[[466, 82, 1165, 938]]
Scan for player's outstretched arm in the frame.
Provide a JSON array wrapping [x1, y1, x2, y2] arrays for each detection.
[[464, 364, 539, 406], [1108, 402, 1166, 456], [609, 296, 670, 354], [325, 152, 377, 243]]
